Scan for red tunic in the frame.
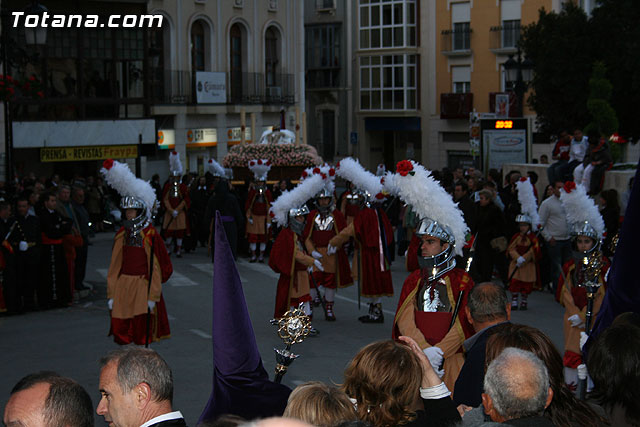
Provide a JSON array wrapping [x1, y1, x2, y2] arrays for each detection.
[[507, 231, 541, 294], [245, 188, 273, 243], [393, 268, 475, 345], [302, 210, 353, 289], [354, 207, 394, 297], [269, 228, 312, 318]]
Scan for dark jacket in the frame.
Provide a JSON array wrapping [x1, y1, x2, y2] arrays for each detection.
[[456, 194, 477, 232]]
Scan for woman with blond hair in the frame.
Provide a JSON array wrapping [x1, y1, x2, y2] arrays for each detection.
[[342, 339, 459, 427], [283, 382, 357, 427]]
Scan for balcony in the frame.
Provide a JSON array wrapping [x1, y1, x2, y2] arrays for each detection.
[[440, 28, 472, 57], [489, 23, 521, 54], [440, 93, 473, 119], [150, 70, 295, 105]]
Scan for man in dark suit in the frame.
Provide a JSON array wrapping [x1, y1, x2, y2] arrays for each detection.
[[453, 282, 511, 407], [3, 371, 93, 427], [97, 347, 187, 427], [12, 197, 41, 312]]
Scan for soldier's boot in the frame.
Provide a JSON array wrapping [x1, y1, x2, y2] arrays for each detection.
[[520, 293, 528, 311], [176, 246, 182, 258], [511, 293, 519, 311], [325, 300, 336, 321], [360, 303, 384, 323], [249, 251, 258, 263]]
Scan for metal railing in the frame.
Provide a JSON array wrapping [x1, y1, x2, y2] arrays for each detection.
[[489, 23, 521, 51], [441, 27, 473, 54]]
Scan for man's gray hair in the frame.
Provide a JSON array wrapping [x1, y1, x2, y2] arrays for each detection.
[[100, 347, 173, 403], [467, 282, 508, 323], [484, 347, 549, 420]]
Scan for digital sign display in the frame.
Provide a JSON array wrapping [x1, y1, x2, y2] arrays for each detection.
[[494, 120, 513, 129]]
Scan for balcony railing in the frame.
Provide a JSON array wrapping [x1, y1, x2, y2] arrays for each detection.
[[150, 70, 295, 105], [440, 93, 473, 119], [441, 27, 472, 56], [489, 23, 521, 53]]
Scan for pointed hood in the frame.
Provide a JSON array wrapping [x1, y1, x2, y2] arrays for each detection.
[[198, 213, 291, 424]]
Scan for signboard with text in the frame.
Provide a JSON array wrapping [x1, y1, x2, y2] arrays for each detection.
[[157, 130, 175, 150], [187, 128, 217, 148], [195, 72, 226, 104], [480, 119, 528, 171], [41, 145, 138, 162]]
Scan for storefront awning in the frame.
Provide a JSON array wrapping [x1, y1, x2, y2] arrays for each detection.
[[364, 117, 421, 131]]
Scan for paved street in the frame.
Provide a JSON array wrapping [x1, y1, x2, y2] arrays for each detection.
[[0, 231, 565, 426]]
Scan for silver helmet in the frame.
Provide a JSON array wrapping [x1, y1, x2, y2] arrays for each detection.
[[315, 188, 334, 215], [571, 220, 601, 260], [415, 217, 456, 281], [120, 195, 150, 232], [515, 214, 532, 225], [288, 205, 310, 235]]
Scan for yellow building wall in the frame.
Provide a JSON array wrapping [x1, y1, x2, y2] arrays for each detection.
[[435, 0, 552, 116]]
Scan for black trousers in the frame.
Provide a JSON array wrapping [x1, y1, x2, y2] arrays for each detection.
[[16, 248, 40, 310]]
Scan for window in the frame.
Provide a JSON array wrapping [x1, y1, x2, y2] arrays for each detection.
[[360, 54, 417, 111], [305, 24, 341, 88], [230, 23, 243, 100], [359, 0, 416, 50], [501, 20, 520, 48], [191, 21, 205, 72], [451, 2, 470, 51], [265, 27, 280, 87], [452, 66, 471, 93]]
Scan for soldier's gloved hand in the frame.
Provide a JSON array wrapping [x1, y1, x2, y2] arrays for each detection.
[[248, 217, 254, 225], [577, 363, 588, 380], [516, 256, 526, 267], [327, 244, 337, 255], [311, 250, 323, 259], [148, 301, 156, 311], [18, 241, 28, 251], [314, 259, 324, 272], [423, 346, 444, 371], [307, 266, 314, 274], [172, 210, 178, 218], [580, 331, 589, 351], [107, 299, 113, 310], [568, 314, 584, 328], [266, 223, 271, 230]]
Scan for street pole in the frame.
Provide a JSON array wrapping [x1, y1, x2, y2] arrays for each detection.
[[1, 6, 13, 185], [514, 55, 525, 117]]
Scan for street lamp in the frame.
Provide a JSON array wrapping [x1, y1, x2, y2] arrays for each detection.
[[1, 1, 47, 183], [503, 47, 534, 117]]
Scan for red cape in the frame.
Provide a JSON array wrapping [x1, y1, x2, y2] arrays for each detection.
[[162, 182, 191, 209], [406, 234, 420, 272], [302, 209, 353, 288], [269, 228, 306, 318], [556, 257, 609, 304], [353, 207, 394, 297], [115, 225, 173, 283], [392, 268, 474, 345], [245, 188, 273, 212]]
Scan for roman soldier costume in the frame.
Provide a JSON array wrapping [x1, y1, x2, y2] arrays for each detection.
[[102, 159, 173, 345], [162, 151, 190, 257], [388, 160, 475, 392], [246, 159, 273, 262]]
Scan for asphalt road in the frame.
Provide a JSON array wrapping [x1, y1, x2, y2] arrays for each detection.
[[0, 231, 565, 426]]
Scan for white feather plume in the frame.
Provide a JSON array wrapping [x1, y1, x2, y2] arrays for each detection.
[[300, 165, 336, 197], [270, 174, 325, 226], [516, 178, 542, 230], [335, 157, 383, 198], [559, 183, 605, 239], [248, 159, 271, 181], [206, 158, 226, 177], [101, 160, 157, 219], [386, 161, 468, 255], [376, 164, 386, 177], [169, 151, 183, 175]]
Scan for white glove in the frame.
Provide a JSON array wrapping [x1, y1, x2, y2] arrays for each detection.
[[314, 259, 324, 272], [423, 346, 444, 371], [307, 266, 314, 274], [580, 331, 589, 351], [311, 250, 323, 259], [107, 299, 113, 310], [266, 223, 271, 230], [327, 244, 337, 255], [516, 256, 526, 267], [172, 210, 178, 218], [148, 301, 156, 311], [248, 217, 254, 225], [577, 363, 588, 380], [18, 241, 28, 252], [568, 314, 584, 327]]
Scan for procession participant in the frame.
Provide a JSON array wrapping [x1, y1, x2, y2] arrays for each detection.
[[102, 159, 173, 345], [507, 177, 542, 311], [556, 181, 608, 390], [302, 165, 353, 321], [162, 151, 190, 257], [388, 160, 475, 391], [0, 202, 18, 314], [338, 181, 359, 227], [11, 197, 40, 312], [328, 158, 394, 324], [205, 158, 244, 261], [246, 159, 273, 263], [37, 190, 72, 309], [269, 171, 325, 333]]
